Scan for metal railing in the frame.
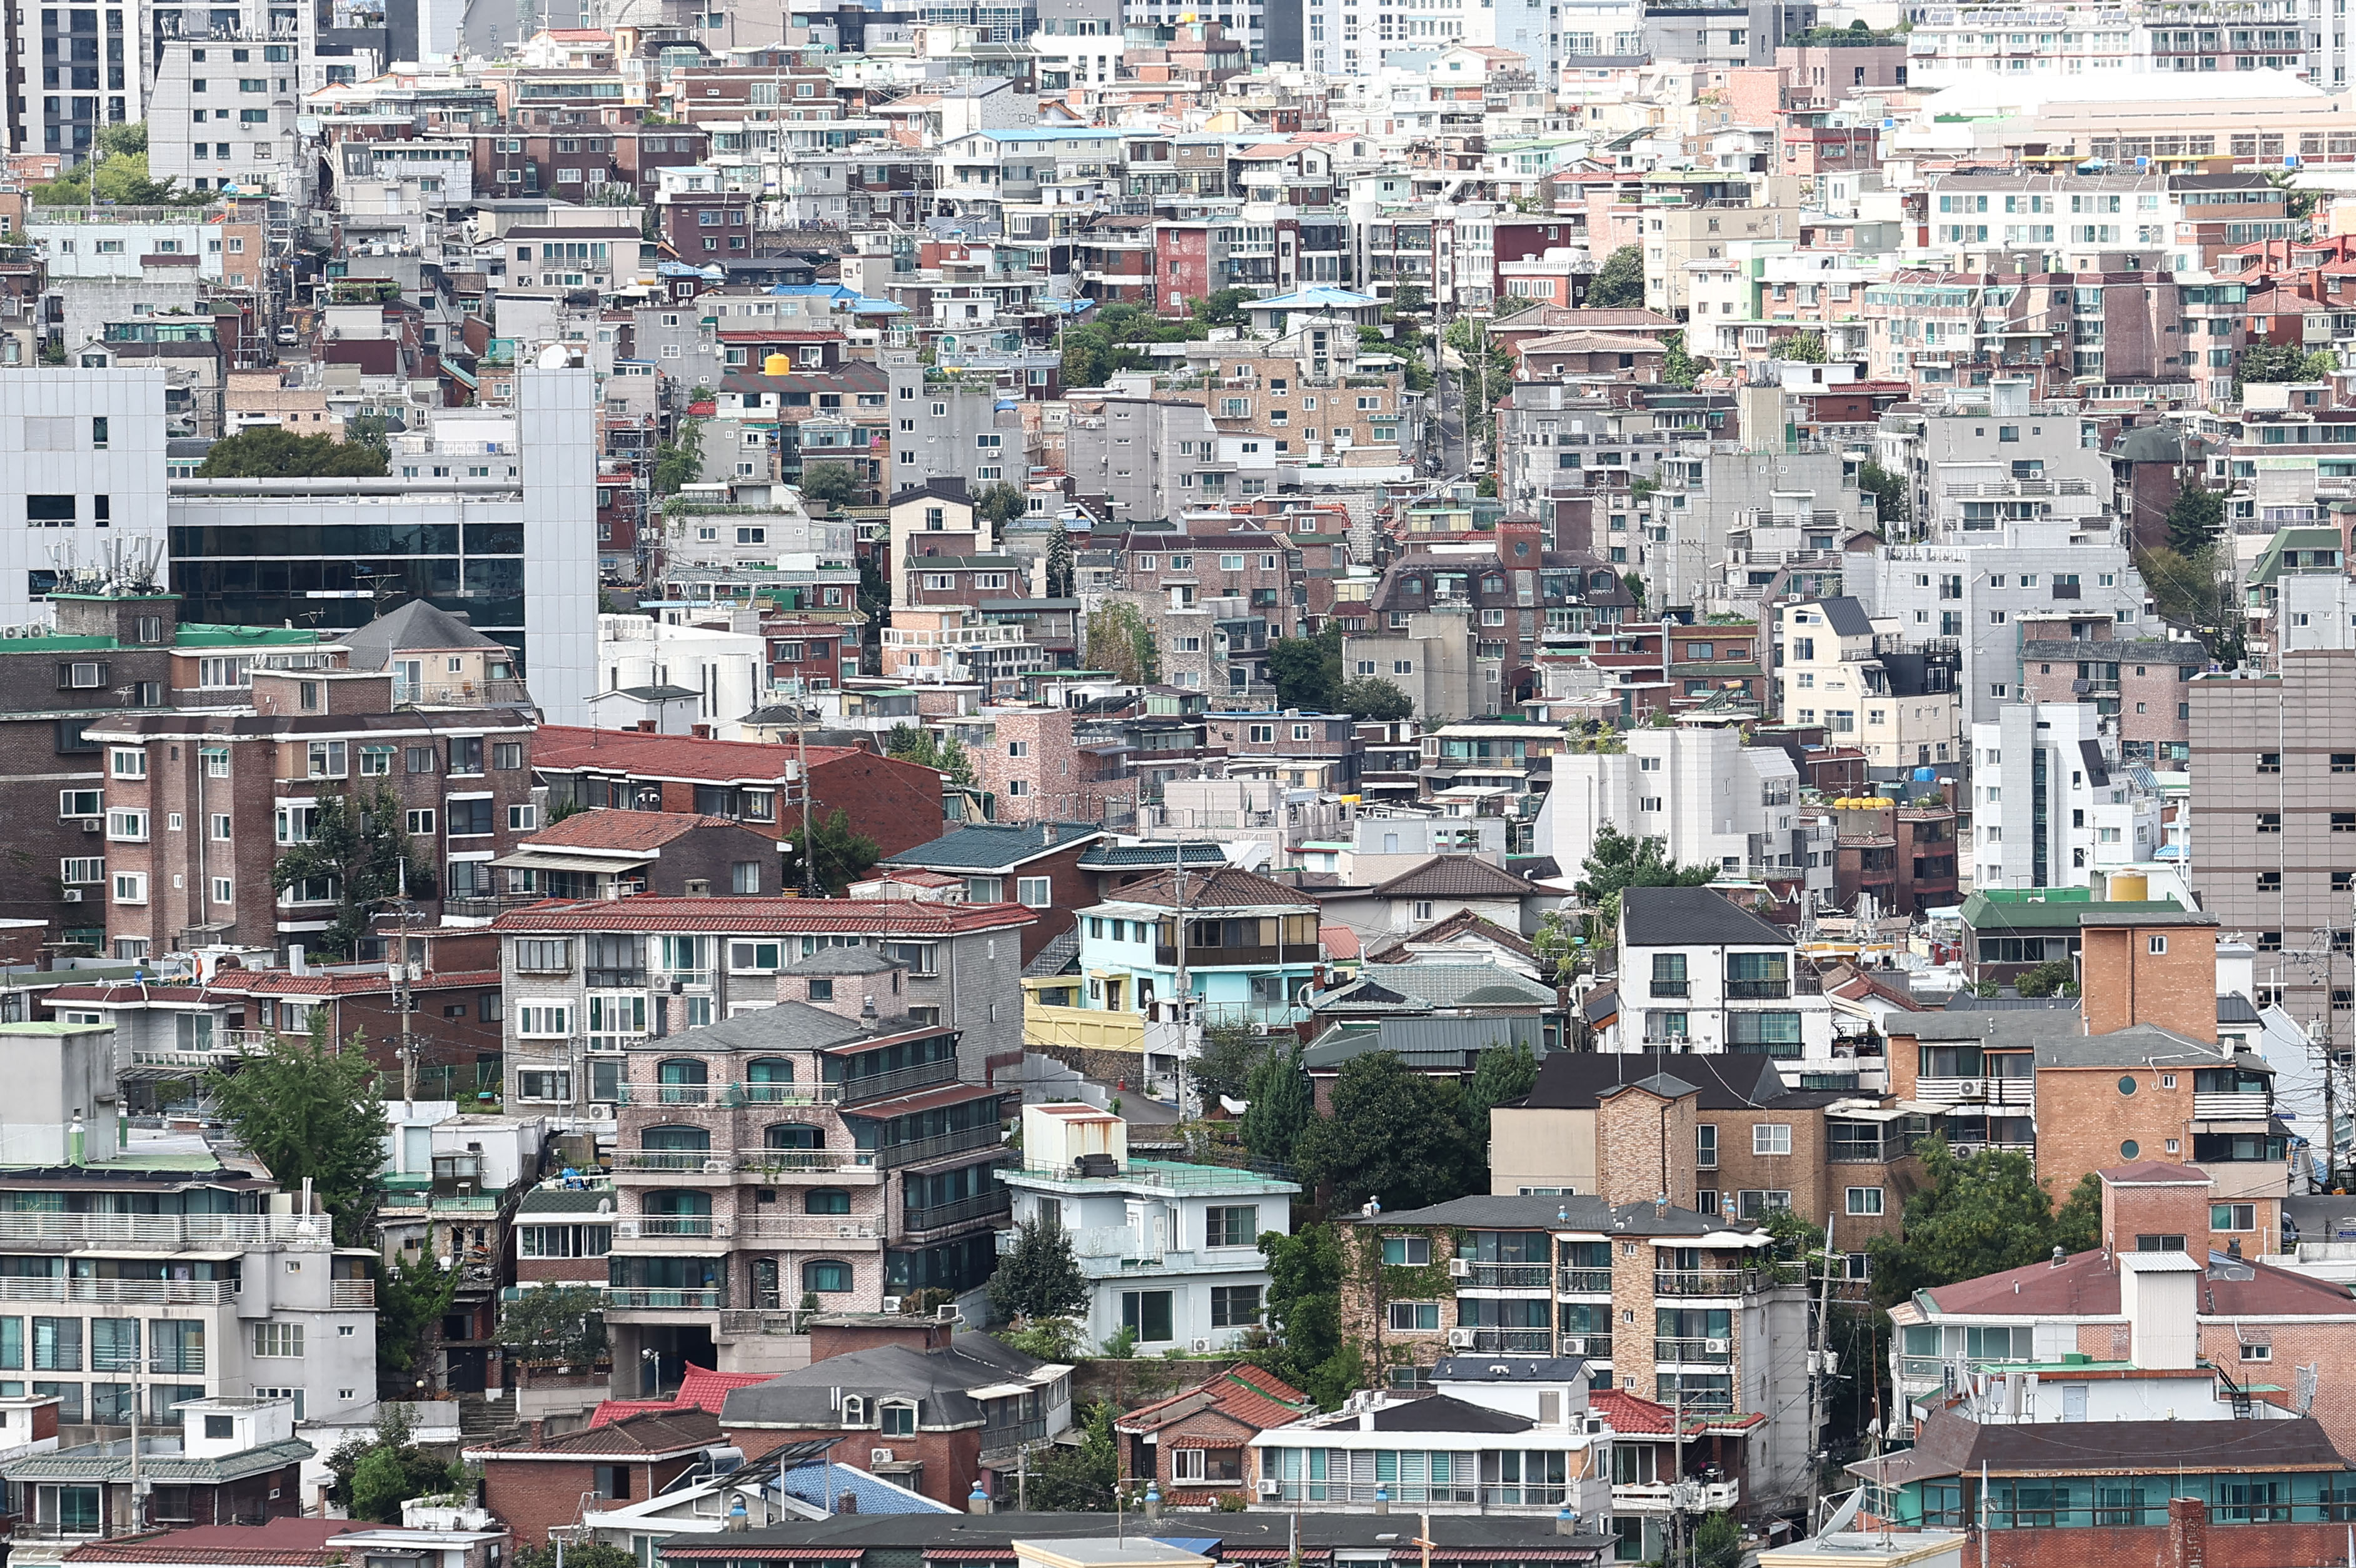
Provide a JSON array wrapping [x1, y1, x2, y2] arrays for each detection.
[[1559, 1333, 1613, 1359], [1557, 1268, 1613, 1294], [876, 1127, 1000, 1168], [613, 1151, 731, 1173], [0, 1212, 331, 1250], [740, 1082, 844, 1105], [2194, 1092, 2271, 1120], [628, 1215, 718, 1237], [1262, 1481, 1569, 1508], [904, 1189, 1012, 1232], [979, 1415, 1049, 1452], [0, 1277, 230, 1305], [837, 1059, 962, 1104], [1461, 1262, 1551, 1290], [1655, 1337, 1734, 1365], [747, 1215, 881, 1242], [1649, 980, 1690, 998], [606, 1288, 723, 1310], [1726, 979, 1790, 999], [1454, 1327, 1553, 1354], [1654, 1269, 1758, 1297]]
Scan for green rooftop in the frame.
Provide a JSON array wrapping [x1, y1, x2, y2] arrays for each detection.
[[1960, 888, 2185, 930]]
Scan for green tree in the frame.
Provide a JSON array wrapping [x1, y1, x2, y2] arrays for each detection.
[[1294, 1052, 1479, 1210], [1866, 1136, 2088, 1307], [1267, 624, 1344, 711], [1000, 1315, 1084, 1361], [1030, 1399, 1120, 1510], [1339, 675, 1414, 722], [1192, 288, 1254, 329], [1240, 1044, 1314, 1167], [1084, 601, 1160, 684], [653, 418, 704, 495], [268, 781, 436, 959], [34, 127, 204, 207], [1464, 1040, 1539, 1168], [374, 1253, 457, 1394], [1856, 460, 1909, 533], [2013, 958, 2078, 998], [798, 461, 858, 511], [324, 1405, 463, 1519], [783, 807, 880, 895], [975, 480, 1027, 526], [1045, 521, 1074, 598], [1574, 825, 1718, 947], [512, 1547, 640, 1568], [2051, 1172, 2105, 1255], [2166, 480, 2225, 556], [204, 1017, 386, 1243], [989, 1216, 1089, 1322], [350, 1443, 416, 1524], [1190, 1022, 1267, 1109], [196, 426, 390, 479], [1772, 329, 1827, 363], [1389, 283, 1429, 316], [2237, 340, 2339, 387], [97, 121, 147, 158], [496, 1283, 608, 1365], [2136, 545, 2242, 665], [1586, 244, 1646, 309], [883, 723, 979, 788], [1621, 570, 1648, 613], [1661, 328, 1701, 389], [1253, 1222, 1360, 1406], [1694, 1510, 1744, 1568]]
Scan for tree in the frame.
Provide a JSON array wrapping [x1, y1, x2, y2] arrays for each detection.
[[375, 1254, 457, 1394], [1856, 460, 1909, 533], [1574, 825, 1718, 946], [653, 418, 704, 495], [975, 480, 1027, 526], [496, 1284, 607, 1365], [1660, 328, 1701, 390], [2013, 958, 2078, 998], [325, 1405, 463, 1520], [268, 781, 436, 959], [783, 807, 880, 895], [1694, 1511, 1744, 1568], [1587, 244, 1646, 308], [1621, 570, 1648, 613], [989, 1216, 1089, 1323], [34, 126, 204, 207], [1084, 601, 1159, 684], [1030, 1399, 1120, 1510], [1389, 283, 1429, 316], [513, 1547, 640, 1568], [196, 426, 390, 479], [1000, 1315, 1085, 1362], [2166, 480, 2225, 556], [1241, 1044, 1314, 1167], [1772, 330, 1827, 363], [1045, 521, 1074, 598], [1267, 625, 1343, 711], [350, 1445, 416, 1525], [1294, 1052, 1480, 1211], [2237, 341, 2339, 388], [1339, 675, 1414, 722], [2051, 1172, 2104, 1255], [204, 1016, 386, 1243], [1464, 1040, 1538, 1168], [2137, 545, 2242, 665], [1252, 1222, 1360, 1406], [1865, 1136, 2092, 1307], [798, 461, 858, 511], [1192, 288, 1254, 329], [1190, 1022, 1267, 1110], [883, 723, 979, 788]]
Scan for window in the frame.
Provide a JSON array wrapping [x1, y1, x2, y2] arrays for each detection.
[[109, 748, 144, 779], [58, 790, 101, 819], [516, 1070, 571, 1102], [31, 1318, 79, 1371], [406, 809, 436, 837], [1697, 1125, 1718, 1168], [1016, 877, 1052, 908], [251, 1322, 303, 1358], [1753, 1124, 1792, 1156], [803, 1259, 852, 1293], [1121, 1289, 1175, 1342], [1205, 1205, 1259, 1247], [106, 809, 146, 842], [517, 1005, 573, 1037], [493, 742, 523, 770], [1846, 1187, 1885, 1216], [2212, 1203, 2257, 1231], [732, 862, 762, 895], [1211, 1285, 1262, 1327], [514, 938, 571, 972], [2149, 935, 2168, 955], [1387, 1301, 1441, 1330], [1381, 1235, 1431, 1266], [509, 804, 538, 832], [881, 1402, 917, 1437]]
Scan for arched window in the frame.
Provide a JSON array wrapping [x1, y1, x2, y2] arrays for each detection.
[[803, 1259, 852, 1293], [746, 1058, 795, 1102], [805, 1189, 852, 1215], [657, 1058, 709, 1104], [642, 1125, 710, 1152], [766, 1123, 823, 1150]]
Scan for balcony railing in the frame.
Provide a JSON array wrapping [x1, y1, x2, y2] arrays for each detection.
[[1557, 1268, 1613, 1294], [747, 1215, 882, 1242], [627, 1215, 718, 1237], [876, 1126, 1001, 1168], [904, 1188, 1013, 1233], [979, 1415, 1050, 1454], [1616, 1479, 1742, 1514], [1261, 1481, 1569, 1509], [1913, 1077, 2034, 1106], [613, 1151, 732, 1174], [1726, 979, 1790, 999], [741, 1082, 845, 1106], [0, 1277, 230, 1305], [0, 1212, 333, 1250], [1654, 1269, 1758, 1297], [329, 1278, 376, 1309], [1461, 1262, 1551, 1290], [1656, 1337, 1734, 1365], [1558, 1333, 1613, 1359], [2194, 1092, 2271, 1120], [1649, 980, 1691, 998], [1454, 1327, 1553, 1354], [606, 1288, 723, 1310], [836, 1059, 962, 1105]]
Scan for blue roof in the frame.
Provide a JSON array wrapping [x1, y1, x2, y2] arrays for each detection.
[[777, 1461, 955, 1517], [1254, 286, 1378, 310]]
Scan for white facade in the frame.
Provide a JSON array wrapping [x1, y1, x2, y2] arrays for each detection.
[[1538, 725, 1826, 896], [1614, 902, 1840, 1078], [0, 370, 170, 623], [1968, 702, 2160, 890], [597, 615, 768, 731]]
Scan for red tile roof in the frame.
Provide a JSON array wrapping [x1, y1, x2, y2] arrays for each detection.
[[1320, 924, 1362, 960], [491, 896, 1035, 935], [68, 1520, 358, 1565], [466, 1406, 723, 1459], [589, 1364, 771, 1427], [1923, 1248, 2356, 1319], [518, 812, 747, 852], [1116, 1362, 1314, 1435], [532, 725, 873, 785]]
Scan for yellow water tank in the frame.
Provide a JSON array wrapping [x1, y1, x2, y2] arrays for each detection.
[[763, 352, 791, 377], [2109, 872, 2149, 902]]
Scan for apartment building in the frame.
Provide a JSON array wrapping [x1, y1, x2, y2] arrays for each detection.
[[1611, 887, 1841, 1083], [1775, 598, 1963, 776], [595, 972, 1014, 1387], [2186, 651, 2356, 1025], [1968, 701, 2161, 891], [493, 895, 1034, 1108], [0, 369, 169, 621], [999, 1104, 1297, 1354], [2012, 614, 2207, 767], [1069, 865, 1323, 1037], [83, 646, 536, 964]]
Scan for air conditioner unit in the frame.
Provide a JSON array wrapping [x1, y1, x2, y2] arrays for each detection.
[[1583, 1416, 1608, 1435], [81, 819, 101, 833], [1561, 1335, 1588, 1355], [1257, 1478, 1282, 1497], [1447, 1257, 1470, 1278], [870, 1449, 895, 1465], [1190, 1337, 1212, 1354], [1704, 1337, 1731, 1355], [838, 1224, 861, 1238], [61, 889, 81, 903], [702, 1160, 728, 1175], [1447, 1328, 1477, 1349], [938, 1303, 962, 1323], [880, 1295, 903, 1314], [615, 1220, 638, 1239]]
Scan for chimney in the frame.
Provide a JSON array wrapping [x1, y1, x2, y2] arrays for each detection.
[[1042, 820, 1055, 846], [860, 995, 880, 1031]]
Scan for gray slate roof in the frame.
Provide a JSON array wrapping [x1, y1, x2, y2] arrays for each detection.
[[2, 1437, 314, 1483], [1812, 596, 1875, 638], [518, 1186, 619, 1215], [720, 1336, 1039, 1430], [341, 599, 507, 670], [1313, 961, 1554, 1012], [1621, 887, 1791, 948], [878, 822, 1101, 871]]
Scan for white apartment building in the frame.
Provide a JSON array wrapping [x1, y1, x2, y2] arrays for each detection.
[[1613, 886, 1840, 1080], [1775, 598, 1965, 775], [594, 615, 768, 734], [0, 370, 169, 621], [1969, 701, 2162, 890], [1906, 1, 2343, 88]]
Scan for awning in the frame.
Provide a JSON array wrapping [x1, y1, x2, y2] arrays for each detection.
[[490, 851, 643, 873]]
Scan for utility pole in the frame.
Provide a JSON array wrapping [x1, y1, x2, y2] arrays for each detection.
[[1807, 1205, 1836, 1530]]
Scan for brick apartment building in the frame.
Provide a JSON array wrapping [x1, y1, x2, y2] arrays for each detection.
[[468, 1409, 724, 1545], [2014, 614, 2207, 767]]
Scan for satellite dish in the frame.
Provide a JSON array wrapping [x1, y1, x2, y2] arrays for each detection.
[[536, 344, 570, 369]]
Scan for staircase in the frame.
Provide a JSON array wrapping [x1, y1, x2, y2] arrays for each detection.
[[457, 1391, 525, 1444]]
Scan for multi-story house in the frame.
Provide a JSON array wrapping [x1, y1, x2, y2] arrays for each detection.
[[999, 1104, 1297, 1353], [593, 971, 1015, 1387], [1775, 598, 1963, 776], [493, 897, 1034, 1112], [1609, 887, 1841, 1083], [0, 1020, 378, 1435], [1968, 701, 2162, 892], [1068, 864, 1324, 1037], [83, 639, 538, 964], [2011, 614, 2207, 767]]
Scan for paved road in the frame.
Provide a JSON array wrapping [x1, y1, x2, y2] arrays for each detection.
[[1431, 353, 1468, 478]]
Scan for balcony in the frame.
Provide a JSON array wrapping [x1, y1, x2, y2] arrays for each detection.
[[0, 1277, 231, 1305], [1260, 1482, 1571, 1509], [1654, 1337, 1734, 1365], [836, 1059, 962, 1105], [1557, 1268, 1613, 1294], [979, 1415, 1050, 1459], [1453, 1327, 1553, 1354], [613, 1152, 734, 1175], [1558, 1332, 1613, 1359], [329, 1278, 376, 1309], [1726, 979, 1790, 1000], [1460, 1262, 1551, 1290], [1913, 1077, 2035, 1106], [747, 1215, 882, 1242], [904, 1188, 1012, 1233], [623, 1215, 720, 1238], [1649, 980, 1690, 998], [606, 1288, 723, 1310], [0, 1212, 333, 1251], [875, 1126, 1001, 1169], [1654, 1269, 1757, 1297], [2194, 1092, 2272, 1122], [740, 1082, 845, 1107], [1616, 1479, 1742, 1514]]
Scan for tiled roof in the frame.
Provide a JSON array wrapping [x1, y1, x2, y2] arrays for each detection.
[[4, 1439, 314, 1484], [1369, 855, 1535, 900], [877, 822, 1101, 871], [1921, 1246, 2356, 1319], [1098, 864, 1317, 911], [1074, 841, 1227, 872], [1115, 1364, 1314, 1435], [1366, 908, 1536, 963], [1621, 887, 1790, 947], [491, 897, 1036, 936], [465, 1407, 723, 1459], [1321, 924, 1362, 960], [531, 725, 876, 784], [587, 1364, 772, 1427], [67, 1520, 358, 1564], [517, 812, 747, 852]]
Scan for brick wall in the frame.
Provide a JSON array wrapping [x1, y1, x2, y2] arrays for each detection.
[[1703, 1107, 1826, 1227], [1963, 1500, 2356, 1568], [1594, 1086, 1697, 1208], [724, 1423, 978, 1507], [479, 1453, 702, 1545], [2033, 1068, 2198, 1207], [2079, 920, 2218, 1043], [808, 750, 947, 859]]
